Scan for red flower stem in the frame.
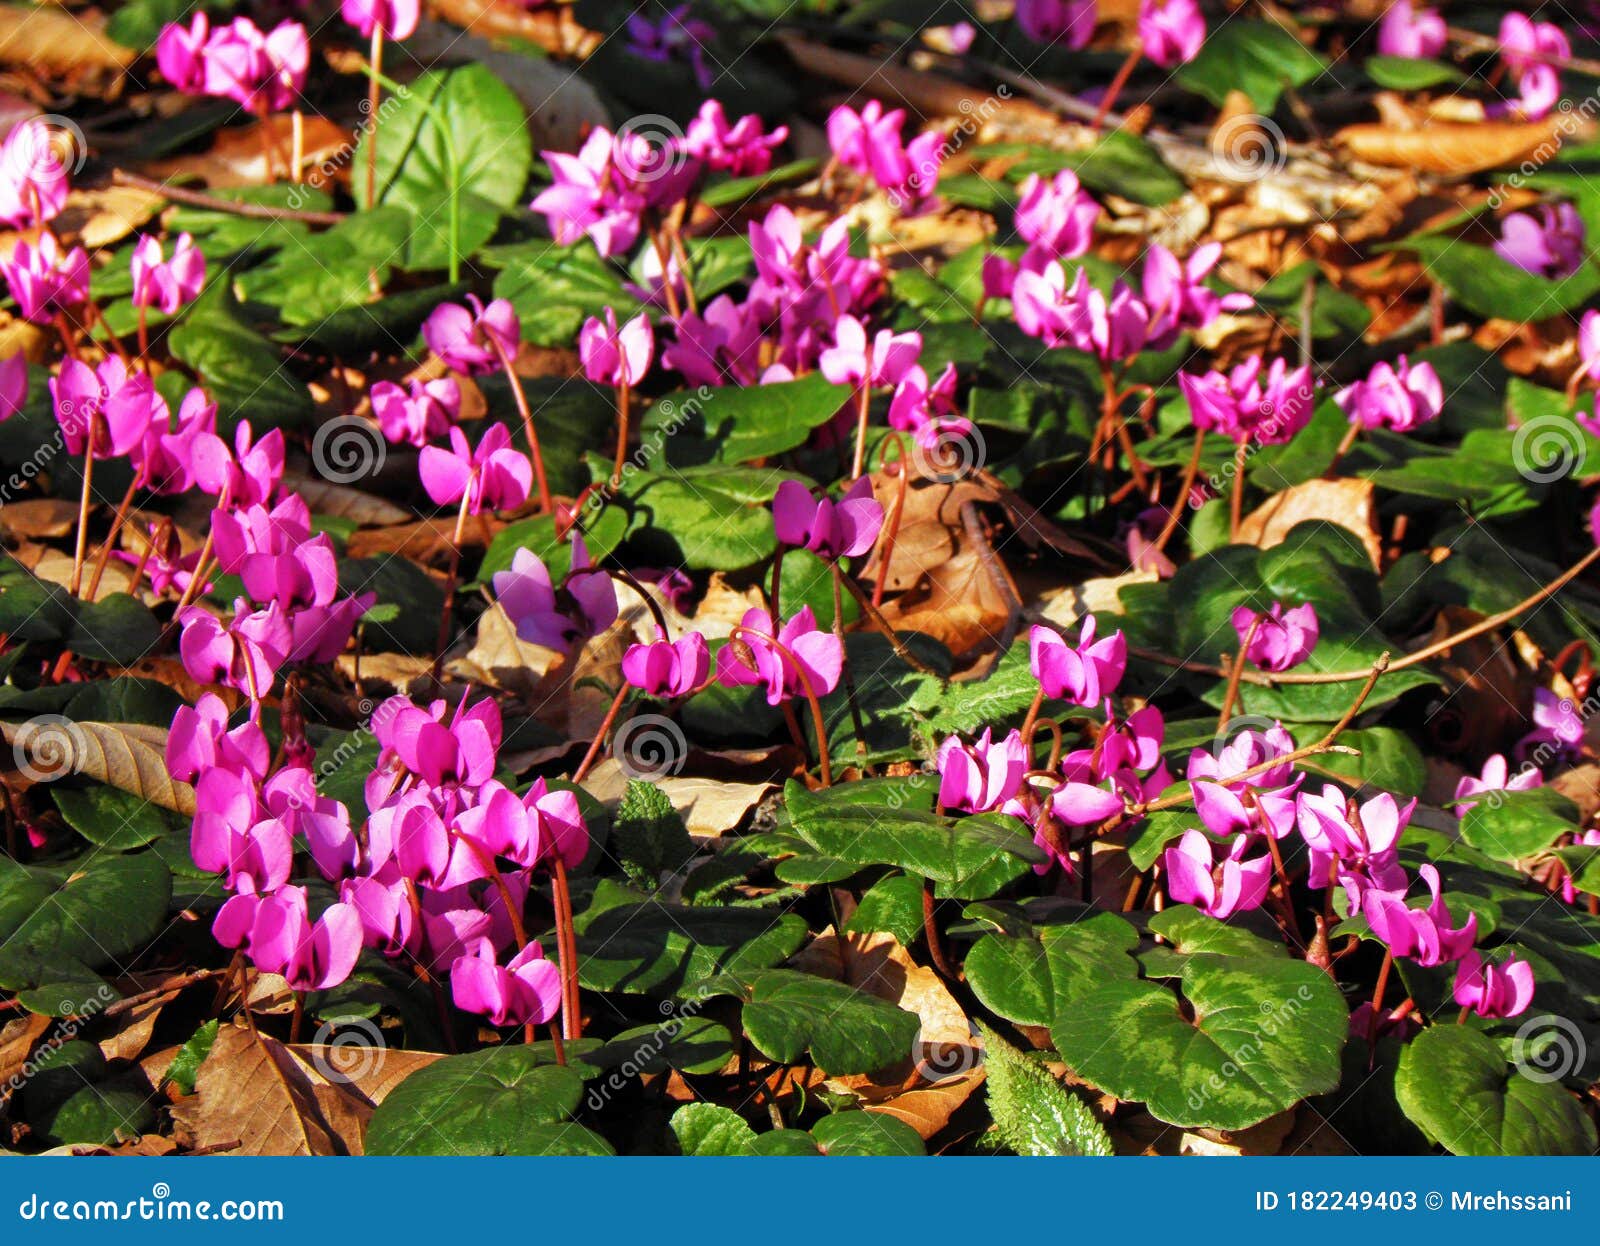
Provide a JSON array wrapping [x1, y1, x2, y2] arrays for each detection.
[[136, 303, 150, 363], [571, 683, 629, 785], [489, 335, 552, 514], [769, 545, 786, 620], [611, 381, 630, 488], [922, 877, 955, 979], [68, 422, 98, 598], [831, 562, 867, 758], [365, 26, 384, 208], [850, 383, 871, 480], [1324, 420, 1361, 478], [1152, 428, 1204, 555], [648, 227, 682, 321], [1228, 439, 1249, 540], [551, 858, 581, 1042], [431, 488, 473, 676], [85, 467, 145, 599], [1091, 46, 1143, 131]]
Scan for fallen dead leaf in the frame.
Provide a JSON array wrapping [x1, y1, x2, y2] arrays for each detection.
[[1237, 477, 1382, 570], [1335, 118, 1582, 177], [0, 719, 195, 815], [0, 6, 133, 74]]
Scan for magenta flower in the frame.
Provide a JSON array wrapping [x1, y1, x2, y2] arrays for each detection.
[[50, 357, 161, 460], [0, 352, 24, 422], [1454, 753, 1543, 816], [130, 232, 206, 314], [178, 601, 291, 695], [530, 128, 666, 257], [1164, 829, 1273, 919], [1015, 265, 1151, 361], [717, 606, 844, 705], [1498, 9, 1568, 112], [1141, 242, 1251, 348], [663, 294, 765, 388], [424, 295, 520, 376], [135, 387, 216, 495], [1494, 203, 1586, 279], [1377, 2, 1446, 58], [156, 13, 210, 93], [1362, 864, 1477, 966], [371, 377, 458, 448], [623, 629, 709, 698], [419, 423, 532, 513], [1188, 722, 1298, 790], [1015, 171, 1100, 260], [2, 232, 87, 323], [189, 420, 284, 506], [167, 691, 270, 783], [579, 307, 654, 388], [684, 100, 787, 176], [826, 100, 944, 209], [1295, 786, 1412, 910], [1335, 356, 1442, 433], [1453, 949, 1536, 1019], [1515, 686, 1584, 763], [191, 808, 293, 896], [451, 940, 562, 1027], [341, 0, 419, 40], [937, 728, 1027, 814], [1015, 0, 1096, 48], [200, 18, 309, 113], [232, 886, 363, 992], [1193, 779, 1299, 841], [1178, 356, 1315, 445], [1231, 601, 1319, 672], [1138, 0, 1205, 67], [376, 694, 501, 789], [1579, 308, 1600, 383], [491, 542, 618, 653], [771, 477, 883, 561], [0, 118, 70, 228], [1029, 617, 1127, 706], [819, 315, 923, 388]]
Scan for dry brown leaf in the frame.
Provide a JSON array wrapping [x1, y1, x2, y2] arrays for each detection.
[[0, 497, 79, 538], [658, 776, 773, 837], [0, 720, 195, 815], [174, 1024, 369, 1156], [1335, 119, 1579, 176], [1237, 477, 1382, 570], [863, 1068, 985, 1141], [97, 996, 167, 1066], [288, 1043, 442, 1106], [0, 6, 133, 74], [56, 185, 163, 250], [146, 115, 351, 189], [0, 1012, 53, 1097], [28, 549, 134, 598], [280, 471, 411, 527]]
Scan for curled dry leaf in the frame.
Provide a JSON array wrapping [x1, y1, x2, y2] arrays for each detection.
[[0, 720, 195, 815], [1237, 477, 1383, 571], [1334, 119, 1580, 176]]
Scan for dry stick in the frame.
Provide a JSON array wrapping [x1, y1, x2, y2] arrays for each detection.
[[111, 170, 345, 225], [67, 422, 98, 598], [1446, 25, 1600, 77], [837, 572, 942, 676], [488, 335, 553, 515], [1134, 655, 1390, 816], [1152, 428, 1205, 555], [1324, 419, 1362, 478], [731, 623, 834, 787]]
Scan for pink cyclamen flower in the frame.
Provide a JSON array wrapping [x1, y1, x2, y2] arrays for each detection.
[[579, 307, 654, 388], [130, 232, 206, 315], [1188, 722, 1298, 791], [178, 601, 290, 695], [1178, 356, 1315, 445], [189, 420, 284, 506], [238, 887, 363, 992], [419, 423, 533, 513], [1142, 243, 1251, 348], [451, 940, 562, 1027], [1453, 753, 1542, 816], [531, 128, 649, 258], [1453, 949, 1536, 1019], [1138, 0, 1205, 67], [1377, 2, 1447, 59], [167, 691, 271, 783], [0, 118, 71, 228], [1164, 829, 1273, 919], [717, 606, 844, 705], [50, 357, 162, 460], [492, 542, 618, 653], [1014, 170, 1100, 260], [341, 0, 420, 40], [684, 99, 787, 176], [371, 377, 459, 448], [2, 232, 87, 323], [623, 629, 710, 698], [0, 352, 26, 422], [1013, 264, 1151, 361], [1515, 686, 1584, 762], [423, 296, 521, 376], [819, 315, 923, 388], [1015, 0, 1096, 48], [156, 13, 210, 93], [937, 728, 1027, 814], [1295, 787, 1412, 911], [1362, 865, 1478, 966], [1231, 601, 1319, 672], [1499, 11, 1571, 76], [1494, 203, 1586, 279], [771, 477, 883, 561], [1578, 308, 1600, 383], [201, 18, 309, 114], [1029, 617, 1127, 706], [1335, 356, 1442, 433]]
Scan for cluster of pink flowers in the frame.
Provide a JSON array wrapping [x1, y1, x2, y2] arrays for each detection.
[[1179, 356, 1317, 446], [826, 100, 946, 212], [1335, 356, 1442, 434], [1379, 6, 1570, 119], [157, 14, 309, 114]]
